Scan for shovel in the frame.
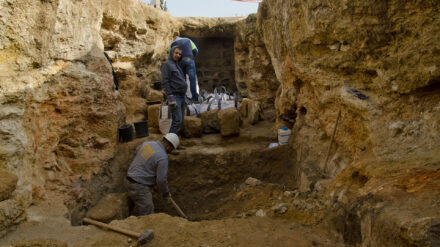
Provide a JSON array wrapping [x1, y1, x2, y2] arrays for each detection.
[[168, 196, 188, 219]]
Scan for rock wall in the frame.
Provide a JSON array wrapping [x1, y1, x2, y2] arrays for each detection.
[[100, 1, 180, 122], [234, 15, 279, 121], [257, 0, 440, 246], [0, 0, 178, 235], [258, 0, 440, 163]]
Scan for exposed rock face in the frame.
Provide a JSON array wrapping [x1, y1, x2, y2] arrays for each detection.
[[258, 0, 440, 162], [234, 15, 279, 119], [257, 0, 440, 246], [100, 0, 180, 123], [0, 170, 18, 201], [0, 0, 178, 234]]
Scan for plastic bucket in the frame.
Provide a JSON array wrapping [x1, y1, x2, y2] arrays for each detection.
[[277, 126, 291, 145], [134, 121, 149, 138], [118, 124, 134, 142]]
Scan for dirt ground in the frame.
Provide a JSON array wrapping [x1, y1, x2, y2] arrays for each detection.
[[0, 122, 345, 247], [0, 194, 343, 247]]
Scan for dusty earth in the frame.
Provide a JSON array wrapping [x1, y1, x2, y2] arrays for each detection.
[[0, 122, 345, 247]]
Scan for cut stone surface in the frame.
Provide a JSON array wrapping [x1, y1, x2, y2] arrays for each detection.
[[148, 104, 161, 129], [200, 109, 220, 134], [182, 116, 202, 138], [218, 108, 240, 137]]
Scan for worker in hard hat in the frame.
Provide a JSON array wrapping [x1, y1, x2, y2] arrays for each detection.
[[125, 133, 179, 216]]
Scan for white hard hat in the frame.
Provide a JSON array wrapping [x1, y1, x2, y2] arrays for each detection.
[[163, 133, 179, 149]]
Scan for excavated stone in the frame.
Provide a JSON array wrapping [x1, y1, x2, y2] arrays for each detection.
[[245, 177, 262, 187], [182, 116, 202, 138], [0, 170, 18, 201], [271, 203, 289, 215], [200, 109, 220, 134], [218, 108, 240, 137], [147, 104, 161, 130], [86, 193, 131, 224]]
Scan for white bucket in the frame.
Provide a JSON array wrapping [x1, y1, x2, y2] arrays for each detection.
[[278, 126, 291, 145]]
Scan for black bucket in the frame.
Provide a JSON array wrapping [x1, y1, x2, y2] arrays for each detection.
[[153, 81, 162, 90], [118, 124, 134, 142], [134, 121, 149, 138]]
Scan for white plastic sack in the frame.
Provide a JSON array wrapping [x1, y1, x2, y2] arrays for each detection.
[[159, 104, 171, 135]]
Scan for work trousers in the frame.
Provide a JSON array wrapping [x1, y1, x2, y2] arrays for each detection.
[[169, 94, 185, 134], [125, 177, 154, 216], [182, 58, 198, 101]]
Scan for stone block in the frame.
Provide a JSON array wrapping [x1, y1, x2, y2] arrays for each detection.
[[147, 104, 161, 129], [218, 108, 240, 137], [200, 109, 220, 134], [182, 116, 202, 138]]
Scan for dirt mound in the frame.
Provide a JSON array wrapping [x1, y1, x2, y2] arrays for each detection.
[[78, 214, 343, 247]]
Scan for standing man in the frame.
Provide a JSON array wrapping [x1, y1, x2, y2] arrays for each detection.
[[170, 36, 199, 101], [125, 133, 179, 216], [161, 46, 187, 135]]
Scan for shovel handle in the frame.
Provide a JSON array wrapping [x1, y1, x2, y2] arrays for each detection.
[[83, 217, 140, 238], [169, 197, 187, 218]]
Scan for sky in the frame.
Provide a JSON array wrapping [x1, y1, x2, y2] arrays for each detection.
[[141, 0, 260, 17]]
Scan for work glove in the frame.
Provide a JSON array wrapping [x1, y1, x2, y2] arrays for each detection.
[[167, 95, 176, 108]]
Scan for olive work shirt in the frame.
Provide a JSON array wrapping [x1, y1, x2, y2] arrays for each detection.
[[126, 141, 169, 195]]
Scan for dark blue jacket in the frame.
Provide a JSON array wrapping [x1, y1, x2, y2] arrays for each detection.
[[160, 50, 187, 96]]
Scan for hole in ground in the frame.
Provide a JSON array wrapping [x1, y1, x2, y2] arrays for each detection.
[[153, 143, 298, 221], [68, 138, 299, 224]]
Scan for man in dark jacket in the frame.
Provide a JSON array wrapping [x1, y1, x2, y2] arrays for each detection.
[[161, 46, 187, 134], [170, 37, 199, 101]]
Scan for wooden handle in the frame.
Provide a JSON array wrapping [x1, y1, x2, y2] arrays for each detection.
[[323, 109, 341, 173], [83, 217, 140, 238], [169, 197, 187, 218]]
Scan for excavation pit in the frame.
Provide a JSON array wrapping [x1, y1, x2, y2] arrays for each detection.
[[67, 122, 300, 224]]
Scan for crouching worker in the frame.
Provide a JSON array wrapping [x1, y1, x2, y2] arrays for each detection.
[[125, 133, 179, 216]]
